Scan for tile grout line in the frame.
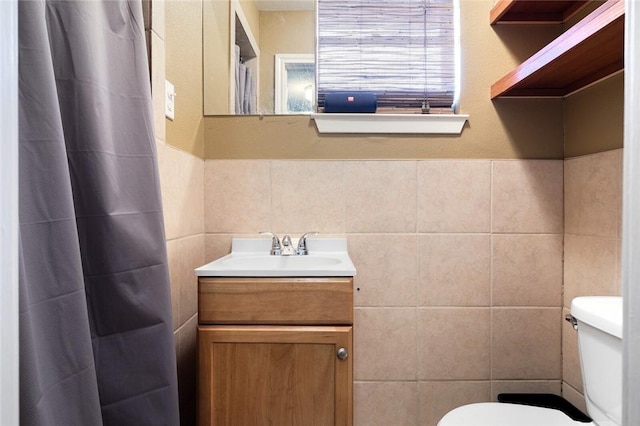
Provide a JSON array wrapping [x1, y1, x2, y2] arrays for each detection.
[[489, 160, 495, 397], [415, 160, 420, 398], [342, 160, 347, 235]]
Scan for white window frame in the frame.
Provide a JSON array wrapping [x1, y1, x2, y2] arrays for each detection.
[[274, 53, 315, 114], [312, 0, 467, 134]]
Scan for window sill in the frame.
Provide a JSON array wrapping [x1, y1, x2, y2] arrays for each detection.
[[311, 113, 469, 134]]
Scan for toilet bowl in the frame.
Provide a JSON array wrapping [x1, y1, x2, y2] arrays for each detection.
[[438, 296, 622, 426], [438, 402, 591, 426]]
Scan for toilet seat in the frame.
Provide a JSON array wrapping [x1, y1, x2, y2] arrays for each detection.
[[437, 402, 594, 426]]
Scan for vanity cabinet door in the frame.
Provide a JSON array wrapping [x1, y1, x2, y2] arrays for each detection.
[[198, 325, 353, 426]]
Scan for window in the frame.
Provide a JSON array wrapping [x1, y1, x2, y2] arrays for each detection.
[[274, 54, 316, 114], [316, 0, 458, 114]]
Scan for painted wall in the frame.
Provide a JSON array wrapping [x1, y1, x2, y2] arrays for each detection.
[[204, 0, 566, 160], [258, 10, 314, 113], [565, 73, 625, 157], [168, 0, 625, 161], [165, 0, 629, 161], [166, 0, 205, 157], [239, 0, 259, 41], [203, 0, 231, 115]]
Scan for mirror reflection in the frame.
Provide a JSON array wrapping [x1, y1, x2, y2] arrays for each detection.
[[203, 0, 315, 116]]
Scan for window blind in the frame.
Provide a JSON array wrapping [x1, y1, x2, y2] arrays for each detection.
[[317, 0, 456, 114]]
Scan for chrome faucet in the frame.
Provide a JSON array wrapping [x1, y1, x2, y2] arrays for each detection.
[[296, 232, 318, 255], [259, 231, 281, 255], [260, 231, 319, 255], [280, 235, 296, 256]]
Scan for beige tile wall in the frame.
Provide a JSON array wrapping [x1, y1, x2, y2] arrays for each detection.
[[149, 143, 623, 426], [562, 149, 623, 413], [204, 159, 564, 426], [151, 2, 205, 425]]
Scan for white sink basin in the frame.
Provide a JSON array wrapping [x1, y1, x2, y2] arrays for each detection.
[[194, 237, 357, 277], [221, 255, 341, 269]]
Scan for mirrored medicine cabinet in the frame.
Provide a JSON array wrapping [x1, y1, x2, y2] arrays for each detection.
[[203, 0, 315, 116]]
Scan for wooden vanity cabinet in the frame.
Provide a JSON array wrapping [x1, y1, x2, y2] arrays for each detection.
[[197, 277, 354, 426]]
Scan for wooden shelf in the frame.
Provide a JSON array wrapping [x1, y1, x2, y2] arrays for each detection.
[[490, 0, 599, 24], [491, 0, 624, 99]]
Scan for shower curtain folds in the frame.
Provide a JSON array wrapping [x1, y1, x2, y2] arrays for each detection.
[[18, 1, 179, 425]]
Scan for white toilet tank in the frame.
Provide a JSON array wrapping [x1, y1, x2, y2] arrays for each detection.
[[571, 296, 623, 426]]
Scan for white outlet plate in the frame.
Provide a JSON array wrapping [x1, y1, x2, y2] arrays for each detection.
[[165, 80, 175, 121]]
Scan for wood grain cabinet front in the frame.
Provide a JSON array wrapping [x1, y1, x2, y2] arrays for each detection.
[[197, 277, 354, 426]]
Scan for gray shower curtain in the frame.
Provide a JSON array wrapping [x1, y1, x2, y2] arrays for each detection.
[[19, 1, 179, 425]]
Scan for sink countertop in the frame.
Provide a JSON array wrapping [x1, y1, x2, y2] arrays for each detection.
[[194, 237, 357, 277]]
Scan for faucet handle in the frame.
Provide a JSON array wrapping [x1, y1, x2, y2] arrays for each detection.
[[259, 231, 281, 255], [296, 232, 319, 255]]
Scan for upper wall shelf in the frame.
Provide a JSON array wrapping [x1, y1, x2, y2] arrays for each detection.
[[490, 0, 599, 24], [490, 0, 624, 99]]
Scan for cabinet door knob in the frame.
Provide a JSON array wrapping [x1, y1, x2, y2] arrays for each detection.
[[336, 347, 348, 360]]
